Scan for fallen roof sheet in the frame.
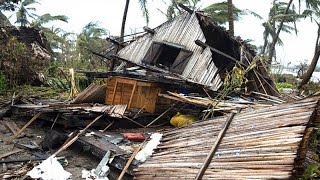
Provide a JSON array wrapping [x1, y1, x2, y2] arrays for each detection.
[[134, 96, 320, 179]]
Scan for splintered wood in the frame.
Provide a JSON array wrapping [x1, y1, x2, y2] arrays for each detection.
[[134, 97, 320, 179]]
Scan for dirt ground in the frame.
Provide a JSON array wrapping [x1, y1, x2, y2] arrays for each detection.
[[0, 118, 100, 179]]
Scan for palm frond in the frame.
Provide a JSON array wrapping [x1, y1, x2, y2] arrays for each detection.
[[138, 0, 149, 24]]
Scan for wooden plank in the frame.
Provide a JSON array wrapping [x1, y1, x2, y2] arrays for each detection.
[[195, 112, 236, 180], [53, 115, 103, 156], [7, 112, 42, 144], [118, 144, 143, 180], [1, 120, 25, 138], [0, 149, 23, 159], [110, 79, 118, 105], [128, 81, 137, 109]]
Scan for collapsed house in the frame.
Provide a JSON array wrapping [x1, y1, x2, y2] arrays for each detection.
[[84, 8, 279, 119], [3, 7, 319, 180]]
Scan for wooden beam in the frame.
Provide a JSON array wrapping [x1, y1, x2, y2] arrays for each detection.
[[106, 37, 125, 47], [111, 79, 118, 105], [117, 144, 143, 180], [195, 40, 241, 65], [53, 115, 103, 156], [7, 112, 42, 144], [128, 81, 137, 109], [195, 112, 236, 180], [178, 3, 193, 14], [143, 26, 155, 34]]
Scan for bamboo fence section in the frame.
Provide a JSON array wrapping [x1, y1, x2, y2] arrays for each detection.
[[134, 96, 320, 179]]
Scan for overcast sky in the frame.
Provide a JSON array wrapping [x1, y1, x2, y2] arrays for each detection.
[[5, 0, 318, 65]]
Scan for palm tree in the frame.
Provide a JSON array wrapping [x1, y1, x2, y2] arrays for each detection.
[[298, 7, 320, 88], [31, 13, 68, 28], [162, 0, 200, 20], [261, 0, 301, 58], [267, 0, 320, 66], [120, 0, 150, 42], [203, 2, 260, 25], [15, 0, 38, 27], [76, 22, 109, 69], [29, 13, 69, 62], [163, 0, 261, 28], [227, 0, 234, 36], [120, 0, 130, 43]]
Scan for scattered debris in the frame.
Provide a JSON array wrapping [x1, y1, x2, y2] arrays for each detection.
[[27, 156, 71, 180], [135, 133, 162, 163]]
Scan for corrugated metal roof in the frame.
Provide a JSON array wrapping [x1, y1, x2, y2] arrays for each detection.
[[117, 12, 222, 91]]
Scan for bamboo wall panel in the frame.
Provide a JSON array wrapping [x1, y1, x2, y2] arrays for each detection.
[[134, 96, 320, 179]]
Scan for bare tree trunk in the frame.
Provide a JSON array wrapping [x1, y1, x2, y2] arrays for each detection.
[[120, 0, 130, 43], [227, 0, 234, 36], [267, 0, 293, 66], [298, 25, 320, 89]]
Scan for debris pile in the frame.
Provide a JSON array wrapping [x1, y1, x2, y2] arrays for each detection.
[[0, 7, 319, 180]]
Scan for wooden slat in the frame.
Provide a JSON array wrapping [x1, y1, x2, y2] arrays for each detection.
[[134, 97, 320, 179]]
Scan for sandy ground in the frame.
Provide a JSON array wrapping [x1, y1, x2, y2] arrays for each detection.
[[0, 118, 100, 179]]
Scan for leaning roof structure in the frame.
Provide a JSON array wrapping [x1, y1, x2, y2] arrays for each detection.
[[115, 11, 278, 96]]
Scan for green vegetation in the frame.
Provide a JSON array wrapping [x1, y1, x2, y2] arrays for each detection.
[[304, 128, 320, 179], [276, 82, 294, 89], [0, 36, 44, 87], [10, 85, 69, 99], [304, 164, 320, 180]]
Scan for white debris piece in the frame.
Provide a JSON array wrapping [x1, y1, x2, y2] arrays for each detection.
[[82, 169, 109, 180], [27, 156, 71, 180], [85, 131, 95, 137], [135, 133, 162, 162]]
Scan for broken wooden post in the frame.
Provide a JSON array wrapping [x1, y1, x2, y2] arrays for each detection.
[[178, 3, 193, 14], [145, 103, 178, 128], [53, 115, 103, 156], [7, 112, 42, 144], [143, 26, 155, 34], [195, 112, 236, 180], [117, 144, 143, 180]]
